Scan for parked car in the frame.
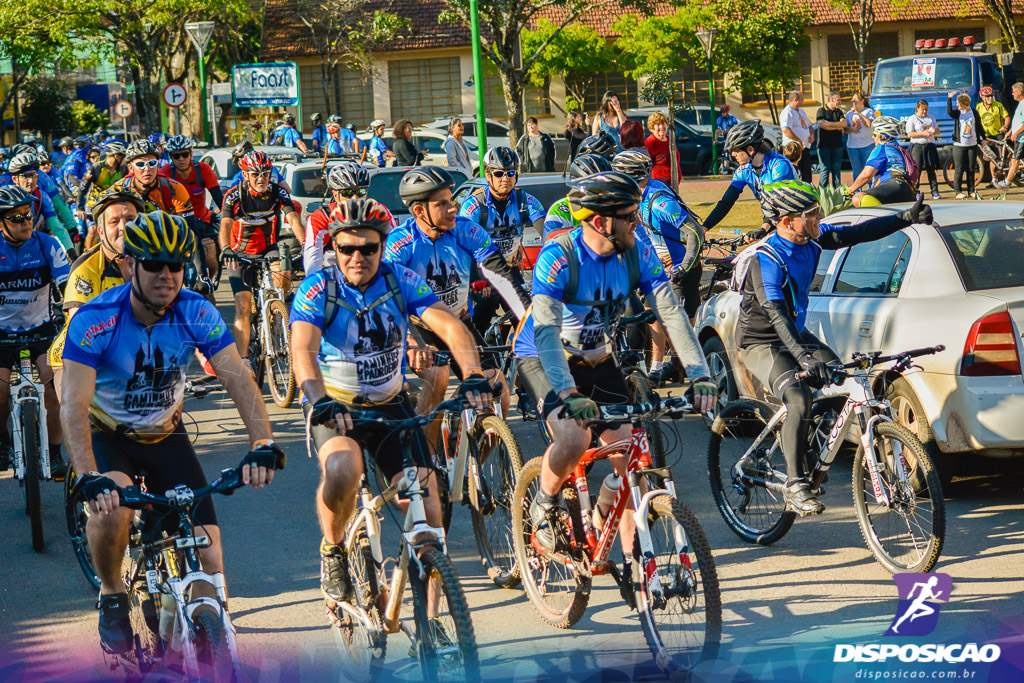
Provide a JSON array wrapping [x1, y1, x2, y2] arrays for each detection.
[[356, 127, 480, 172], [200, 145, 308, 182], [623, 109, 715, 176], [421, 116, 510, 141], [693, 201, 1024, 482]]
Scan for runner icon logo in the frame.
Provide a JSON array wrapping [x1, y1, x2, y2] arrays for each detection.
[[884, 572, 952, 637]]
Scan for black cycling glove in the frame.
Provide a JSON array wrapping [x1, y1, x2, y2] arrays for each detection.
[[897, 194, 933, 226], [220, 246, 238, 261], [799, 355, 832, 388], [76, 472, 118, 502], [746, 227, 768, 243], [310, 396, 347, 427], [458, 373, 500, 399], [239, 443, 287, 471]]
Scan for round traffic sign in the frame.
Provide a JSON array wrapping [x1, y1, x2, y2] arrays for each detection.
[[163, 83, 187, 108], [114, 100, 134, 118]]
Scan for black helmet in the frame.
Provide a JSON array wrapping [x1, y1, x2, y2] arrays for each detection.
[[611, 150, 653, 181], [91, 189, 145, 222], [8, 152, 39, 175], [310, 112, 322, 123], [74, 135, 94, 149], [283, 113, 295, 125], [328, 114, 343, 125], [345, 122, 356, 131], [483, 146, 519, 171], [123, 210, 195, 264], [57, 136, 74, 149], [399, 166, 455, 205], [232, 140, 254, 160], [327, 198, 392, 238], [327, 163, 370, 190], [724, 119, 765, 153], [567, 171, 642, 217], [569, 154, 613, 179], [125, 139, 160, 163], [0, 185, 34, 214], [577, 132, 618, 160]]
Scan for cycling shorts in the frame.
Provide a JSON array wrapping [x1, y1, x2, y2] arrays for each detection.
[[517, 355, 629, 420], [411, 322, 499, 379], [0, 322, 59, 369], [193, 219, 219, 241], [862, 177, 917, 204], [93, 423, 217, 527], [303, 392, 429, 481], [227, 247, 280, 295], [741, 329, 839, 399]]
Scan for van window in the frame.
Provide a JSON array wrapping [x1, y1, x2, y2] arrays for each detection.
[[873, 57, 973, 94]]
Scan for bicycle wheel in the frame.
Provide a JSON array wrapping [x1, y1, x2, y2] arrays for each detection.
[[852, 422, 945, 574], [335, 528, 386, 681], [469, 415, 524, 589], [22, 402, 44, 552], [248, 318, 266, 391], [65, 464, 101, 590], [408, 547, 480, 683], [192, 605, 237, 683], [263, 299, 296, 408], [636, 495, 722, 674], [511, 457, 591, 629], [626, 371, 666, 471], [707, 401, 795, 545], [128, 575, 163, 671]]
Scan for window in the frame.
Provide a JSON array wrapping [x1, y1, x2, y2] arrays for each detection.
[[810, 250, 838, 294], [388, 58, 462, 124], [827, 31, 899, 98], [666, 60, 726, 110], [416, 136, 444, 153], [834, 232, 911, 295], [939, 221, 1024, 291], [873, 57, 974, 94], [298, 64, 375, 132], [369, 169, 469, 215], [583, 71, 641, 113]]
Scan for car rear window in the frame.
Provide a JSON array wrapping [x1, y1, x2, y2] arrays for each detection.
[[292, 168, 328, 198], [939, 221, 1024, 290], [368, 170, 468, 215], [520, 181, 568, 210]]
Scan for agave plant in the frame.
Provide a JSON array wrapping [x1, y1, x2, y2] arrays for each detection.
[[818, 183, 851, 216]]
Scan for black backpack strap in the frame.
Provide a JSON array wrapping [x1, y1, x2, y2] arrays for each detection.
[[471, 188, 488, 228]]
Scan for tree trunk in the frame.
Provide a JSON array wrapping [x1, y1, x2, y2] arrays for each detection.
[[0, 70, 29, 140], [983, 0, 1021, 52], [498, 63, 524, 148], [765, 90, 779, 126], [320, 56, 335, 115]]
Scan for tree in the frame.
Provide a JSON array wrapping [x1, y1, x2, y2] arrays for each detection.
[[521, 19, 615, 115], [22, 76, 74, 142], [70, 101, 109, 135], [831, 0, 876, 92], [295, 0, 409, 115], [980, 0, 1023, 51], [440, 0, 651, 147]]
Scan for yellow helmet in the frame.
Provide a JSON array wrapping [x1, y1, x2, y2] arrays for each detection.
[[123, 210, 195, 263]]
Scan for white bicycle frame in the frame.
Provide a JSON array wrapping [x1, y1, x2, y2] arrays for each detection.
[[11, 349, 50, 481], [439, 407, 485, 509], [255, 261, 286, 364]]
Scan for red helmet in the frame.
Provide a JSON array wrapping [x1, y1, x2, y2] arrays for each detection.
[[720, 105, 730, 112], [239, 150, 272, 173], [980, 86, 995, 97]]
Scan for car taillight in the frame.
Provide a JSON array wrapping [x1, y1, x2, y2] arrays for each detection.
[[960, 310, 1021, 376]]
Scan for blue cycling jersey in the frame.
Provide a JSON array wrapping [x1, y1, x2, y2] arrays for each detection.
[[384, 216, 500, 315], [277, 127, 303, 148], [63, 285, 233, 442], [865, 142, 906, 184], [61, 149, 91, 187], [229, 167, 285, 189], [513, 227, 669, 362], [637, 179, 700, 269], [28, 186, 57, 221], [337, 130, 357, 154], [0, 231, 69, 334], [368, 136, 389, 167], [325, 138, 345, 155], [290, 263, 439, 403], [311, 125, 328, 152], [457, 187, 545, 262], [729, 150, 798, 201], [755, 225, 844, 332]]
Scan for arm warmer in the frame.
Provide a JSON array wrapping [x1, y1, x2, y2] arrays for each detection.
[[677, 220, 703, 273], [75, 175, 93, 208], [762, 300, 811, 363], [532, 293, 576, 395], [208, 184, 224, 211], [478, 251, 530, 319], [817, 213, 911, 251], [649, 281, 711, 380], [46, 215, 74, 251], [51, 191, 78, 236], [702, 184, 742, 230]]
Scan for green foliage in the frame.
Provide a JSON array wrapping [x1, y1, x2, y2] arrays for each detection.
[[22, 76, 74, 139], [818, 183, 852, 216], [70, 101, 109, 136], [522, 20, 614, 109]]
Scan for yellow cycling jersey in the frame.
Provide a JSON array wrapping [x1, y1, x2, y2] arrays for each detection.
[[48, 246, 126, 368]]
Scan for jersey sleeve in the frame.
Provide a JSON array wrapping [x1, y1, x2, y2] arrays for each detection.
[[188, 297, 234, 358], [289, 271, 328, 328], [767, 155, 798, 183], [39, 192, 57, 220], [171, 181, 195, 218], [543, 200, 573, 241], [526, 194, 546, 223], [62, 308, 107, 368], [460, 221, 500, 261], [275, 184, 294, 212], [394, 264, 440, 317], [530, 241, 570, 300], [757, 251, 787, 302], [221, 187, 239, 218], [383, 227, 410, 264], [200, 163, 219, 189], [730, 166, 751, 191], [637, 240, 670, 295], [64, 257, 97, 309], [43, 234, 71, 284], [458, 193, 483, 221], [865, 145, 887, 172]]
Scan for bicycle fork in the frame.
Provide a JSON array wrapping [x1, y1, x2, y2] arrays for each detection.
[[11, 386, 49, 480], [169, 569, 241, 682], [631, 477, 690, 608]]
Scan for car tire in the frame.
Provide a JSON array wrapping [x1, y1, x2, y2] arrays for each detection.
[[701, 335, 737, 428], [888, 376, 957, 490], [698, 155, 713, 177]]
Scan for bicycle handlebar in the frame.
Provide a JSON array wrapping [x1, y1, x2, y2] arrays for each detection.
[[347, 387, 503, 429], [115, 467, 246, 511], [618, 309, 657, 328], [795, 345, 945, 382]]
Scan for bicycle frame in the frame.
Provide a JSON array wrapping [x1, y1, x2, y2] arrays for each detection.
[[11, 348, 50, 481]]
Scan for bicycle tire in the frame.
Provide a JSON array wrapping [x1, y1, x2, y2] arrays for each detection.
[[511, 457, 591, 629], [637, 495, 722, 674], [22, 402, 44, 552], [943, 158, 983, 191], [192, 605, 236, 683], [336, 529, 387, 680], [65, 464, 101, 590], [707, 401, 795, 545], [128, 578, 163, 671], [626, 372, 666, 474], [469, 414, 524, 589], [409, 547, 480, 683], [852, 421, 945, 574], [264, 299, 296, 408], [698, 280, 729, 304]]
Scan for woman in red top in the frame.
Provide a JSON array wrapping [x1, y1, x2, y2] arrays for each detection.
[[644, 110, 681, 187]]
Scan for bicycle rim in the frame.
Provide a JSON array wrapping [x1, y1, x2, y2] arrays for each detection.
[[637, 496, 722, 673], [853, 422, 945, 574], [65, 464, 101, 590], [510, 457, 590, 629], [470, 415, 524, 588], [248, 320, 266, 391], [707, 402, 794, 545], [264, 299, 296, 408], [335, 530, 386, 680], [23, 402, 44, 552], [409, 548, 480, 683], [191, 605, 237, 683]]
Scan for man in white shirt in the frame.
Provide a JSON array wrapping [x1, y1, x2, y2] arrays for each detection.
[[1002, 83, 1024, 188], [780, 90, 814, 182]]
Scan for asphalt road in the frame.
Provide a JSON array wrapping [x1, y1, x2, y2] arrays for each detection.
[[1, 293, 1023, 682]]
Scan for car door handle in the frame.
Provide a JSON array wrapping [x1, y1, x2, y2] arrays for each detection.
[[859, 320, 874, 337]]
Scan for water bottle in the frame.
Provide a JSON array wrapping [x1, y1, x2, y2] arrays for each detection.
[[592, 473, 622, 531], [280, 242, 292, 272]]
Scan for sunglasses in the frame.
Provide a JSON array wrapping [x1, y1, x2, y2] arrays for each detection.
[[139, 260, 185, 273], [606, 209, 638, 223], [89, 154, 101, 160], [490, 170, 517, 179], [335, 242, 381, 256], [339, 188, 367, 198], [170, 152, 192, 160], [248, 170, 272, 178], [131, 159, 160, 169], [16, 170, 38, 179], [5, 213, 33, 224]]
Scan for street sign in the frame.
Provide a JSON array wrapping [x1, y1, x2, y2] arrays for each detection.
[[163, 83, 187, 108], [114, 100, 134, 118], [232, 63, 298, 107], [211, 81, 233, 105], [185, 21, 215, 53]]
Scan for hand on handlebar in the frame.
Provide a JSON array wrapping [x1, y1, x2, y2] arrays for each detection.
[[237, 442, 287, 489], [220, 246, 239, 271], [77, 472, 121, 516], [558, 392, 600, 425], [310, 395, 353, 435], [799, 355, 833, 388], [688, 379, 719, 414], [457, 373, 499, 410], [744, 225, 769, 244]]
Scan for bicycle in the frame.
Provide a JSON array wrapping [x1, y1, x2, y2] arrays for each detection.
[[944, 137, 1000, 189], [697, 235, 745, 304], [511, 396, 722, 675], [5, 333, 58, 552], [323, 397, 480, 683], [707, 345, 946, 574], [230, 251, 295, 408], [77, 467, 251, 682]]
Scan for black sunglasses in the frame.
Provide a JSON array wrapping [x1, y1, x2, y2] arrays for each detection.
[[490, 170, 517, 179], [339, 188, 368, 198], [170, 152, 192, 160], [335, 242, 381, 256], [606, 209, 638, 223], [5, 213, 33, 224], [139, 260, 185, 273]]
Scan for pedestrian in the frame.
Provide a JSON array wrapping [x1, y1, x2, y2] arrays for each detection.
[[1002, 83, 1024, 187], [780, 90, 814, 182], [392, 119, 422, 167], [619, 119, 646, 151], [565, 110, 588, 160], [906, 100, 941, 199], [815, 91, 846, 188], [947, 91, 983, 199], [516, 116, 555, 172], [845, 92, 875, 179], [645, 111, 681, 187], [443, 117, 473, 175], [591, 90, 625, 149], [715, 105, 738, 145], [975, 86, 1010, 187]]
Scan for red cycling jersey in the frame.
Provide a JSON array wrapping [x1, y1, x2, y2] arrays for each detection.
[[221, 183, 294, 254], [159, 161, 220, 223]]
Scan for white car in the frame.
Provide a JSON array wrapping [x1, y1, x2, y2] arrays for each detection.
[[198, 145, 308, 182], [356, 127, 479, 172], [693, 202, 1024, 481], [420, 116, 510, 142]]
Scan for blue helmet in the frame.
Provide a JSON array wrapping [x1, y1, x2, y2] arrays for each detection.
[[148, 133, 166, 146]]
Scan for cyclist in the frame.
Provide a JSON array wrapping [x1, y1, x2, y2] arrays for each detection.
[[52, 137, 75, 170], [703, 119, 798, 241], [147, 133, 168, 166], [324, 120, 346, 155], [61, 136, 94, 194], [5, 153, 75, 252], [847, 116, 918, 207], [38, 152, 57, 183], [345, 123, 363, 155], [108, 140, 194, 220], [159, 135, 224, 284], [220, 150, 303, 368], [385, 166, 530, 436], [274, 113, 309, 153], [227, 141, 291, 192], [575, 131, 618, 161], [511, 171, 716, 552], [3, 145, 78, 248], [310, 112, 328, 153], [367, 119, 393, 167], [76, 141, 129, 248], [62, 210, 285, 657], [0, 186, 71, 476], [738, 180, 932, 513], [976, 86, 1010, 187], [290, 197, 493, 601], [457, 146, 545, 335], [543, 154, 612, 242]]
